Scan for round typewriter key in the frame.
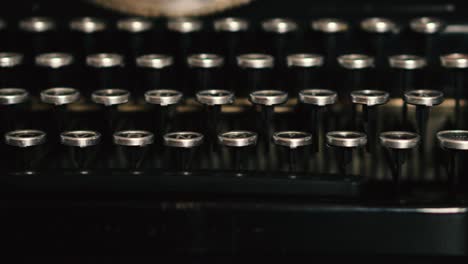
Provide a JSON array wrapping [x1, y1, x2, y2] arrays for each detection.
[[437, 130, 468, 197], [214, 17, 249, 32], [338, 54, 375, 93], [188, 53, 225, 93], [218, 130, 257, 171], [163, 131, 204, 171], [114, 130, 154, 170], [326, 131, 367, 176], [273, 131, 312, 173], [404, 89, 444, 143], [70, 17, 107, 33], [145, 89, 183, 134], [360, 18, 397, 68], [409, 17, 445, 66], [237, 53, 274, 96], [0, 88, 29, 105], [361, 17, 397, 34], [70, 17, 109, 60], [311, 18, 350, 68], [0, 52, 24, 88], [136, 54, 174, 91], [287, 53, 324, 92], [86, 53, 125, 94], [41, 87, 80, 137], [213, 18, 249, 67], [35, 53, 75, 91], [410, 17, 445, 34], [299, 89, 337, 152], [18, 17, 57, 58], [380, 131, 420, 195], [167, 17, 203, 68], [61, 130, 101, 172], [0, 88, 29, 133], [5, 129, 46, 172], [261, 18, 298, 69], [92, 89, 130, 135]]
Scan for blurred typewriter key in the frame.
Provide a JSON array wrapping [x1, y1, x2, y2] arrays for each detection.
[[273, 131, 312, 174], [326, 131, 367, 177], [351, 90, 389, 151], [69, 17, 109, 60], [404, 89, 444, 143], [136, 54, 174, 91], [145, 89, 183, 134], [188, 53, 225, 93], [237, 53, 274, 96], [92, 89, 130, 136], [299, 89, 337, 152], [437, 130, 468, 197], [380, 131, 420, 196], [261, 18, 298, 69], [61, 130, 101, 172], [86, 53, 125, 95], [409, 17, 445, 66], [35, 53, 75, 92], [338, 54, 375, 94], [218, 130, 257, 171], [360, 18, 397, 67], [0, 88, 29, 133], [287, 53, 324, 93], [114, 130, 154, 171], [117, 17, 154, 60], [5, 129, 46, 173], [389, 54, 426, 96], [311, 18, 349, 67], [0, 52, 24, 88], [213, 17, 249, 67], [41, 87, 80, 135], [167, 17, 203, 66], [163, 131, 204, 171], [250, 90, 288, 148], [18, 17, 57, 58]]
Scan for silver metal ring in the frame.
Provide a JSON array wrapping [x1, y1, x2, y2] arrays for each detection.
[[117, 17, 153, 32], [410, 17, 445, 34], [5, 129, 46, 148], [350, 90, 389, 106], [0, 88, 29, 105], [273, 131, 313, 149], [261, 18, 298, 33], [92, 89, 130, 106], [36, 53, 74, 68], [338, 54, 374, 69], [404, 89, 444, 106], [145, 89, 183, 106], [311, 18, 349, 33], [0, 52, 23, 67], [440, 53, 468, 68], [86, 53, 124, 68], [437, 130, 468, 150], [360, 17, 397, 33], [213, 17, 249, 32], [380, 131, 420, 149], [287, 53, 324, 68], [196, 89, 234, 105], [326, 131, 367, 148], [114, 130, 154, 147], [167, 18, 203, 33], [237, 53, 274, 69], [187, 53, 224, 68], [60, 130, 101, 148], [218, 130, 257, 147], [19, 17, 56, 32], [70, 17, 107, 33], [136, 54, 173, 68], [299, 89, 337, 106], [250, 90, 288, 106], [41, 87, 80, 105], [389, 54, 427, 69], [163, 131, 204, 148]]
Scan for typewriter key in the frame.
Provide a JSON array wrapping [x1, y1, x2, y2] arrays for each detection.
[[167, 17, 203, 66], [273, 131, 312, 173], [261, 18, 298, 69], [237, 53, 274, 96], [137, 54, 174, 91], [0, 52, 24, 88], [409, 17, 445, 66], [360, 18, 397, 68], [437, 130, 468, 197], [145, 89, 183, 134], [380, 131, 420, 195], [326, 131, 367, 176], [18, 17, 57, 58], [0, 88, 29, 133], [41, 87, 80, 133], [338, 54, 375, 93], [5, 129, 46, 172], [114, 130, 154, 170], [163, 131, 204, 171], [250, 90, 288, 148], [299, 89, 337, 152], [61, 130, 101, 172], [35, 53, 75, 92], [311, 18, 349, 68], [213, 17, 249, 67], [440, 53, 468, 126], [69, 17, 109, 60], [188, 53, 225, 93], [404, 89, 444, 143], [287, 53, 324, 93], [218, 130, 257, 171], [389, 54, 426, 95], [86, 53, 125, 94], [92, 89, 130, 135]]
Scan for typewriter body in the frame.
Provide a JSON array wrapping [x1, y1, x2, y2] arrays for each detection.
[[1, 0, 468, 256]]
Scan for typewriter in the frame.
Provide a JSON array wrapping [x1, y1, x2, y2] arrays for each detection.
[[0, 0, 467, 257]]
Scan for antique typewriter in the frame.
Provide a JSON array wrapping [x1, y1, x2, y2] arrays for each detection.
[[1, 0, 468, 257]]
